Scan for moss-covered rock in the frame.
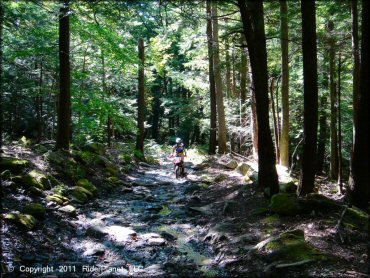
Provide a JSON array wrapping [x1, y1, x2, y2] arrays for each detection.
[[299, 194, 342, 214], [95, 155, 119, 176], [34, 144, 49, 154], [225, 160, 238, 169], [249, 207, 269, 216], [343, 206, 369, 232], [1, 170, 12, 180], [237, 163, 250, 176], [68, 186, 93, 204], [84, 142, 106, 155], [247, 169, 258, 182], [23, 203, 45, 220], [0, 157, 30, 174], [271, 193, 300, 216], [20, 136, 32, 147], [58, 205, 77, 217], [5, 212, 37, 230], [256, 229, 328, 263], [45, 150, 66, 165], [214, 173, 228, 183], [46, 194, 67, 205], [28, 186, 44, 197], [12, 174, 44, 190], [28, 170, 51, 190], [279, 181, 298, 193], [76, 179, 97, 195]]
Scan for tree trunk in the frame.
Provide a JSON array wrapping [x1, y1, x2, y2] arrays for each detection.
[[328, 20, 338, 180], [136, 38, 145, 155], [316, 96, 327, 175], [225, 23, 232, 98], [37, 60, 43, 143], [337, 55, 343, 193], [212, 1, 227, 154], [56, 0, 71, 150], [298, 0, 319, 196], [206, 1, 217, 155], [250, 68, 258, 160], [280, 0, 290, 167], [270, 78, 279, 163], [232, 48, 237, 97], [240, 36, 248, 154], [238, 0, 279, 197], [348, 0, 369, 209], [351, 0, 360, 153]]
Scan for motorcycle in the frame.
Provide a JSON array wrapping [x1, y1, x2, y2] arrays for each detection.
[[170, 155, 185, 178]]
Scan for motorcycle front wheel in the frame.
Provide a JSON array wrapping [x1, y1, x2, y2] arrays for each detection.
[[175, 165, 181, 179]]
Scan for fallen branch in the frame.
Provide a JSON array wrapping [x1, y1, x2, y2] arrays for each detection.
[[275, 259, 315, 269]]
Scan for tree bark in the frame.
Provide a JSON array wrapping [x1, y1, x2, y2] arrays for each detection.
[[212, 1, 227, 154], [238, 0, 279, 197], [350, 0, 360, 152], [337, 55, 343, 193], [0, 0, 2, 152], [328, 20, 338, 180], [348, 0, 369, 208], [240, 36, 248, 154], [136, 38, 145, 155], [279, 0, 290, 167], [206, 1, 217, 155], [250, 71, 258, 159], [37, 60, 43, 143], [56, 0, 71, 150], [316, 96, 327, 175], [270, 78, 279, 164], [225, 21, 232, 98], [298, 0, 319, 196]]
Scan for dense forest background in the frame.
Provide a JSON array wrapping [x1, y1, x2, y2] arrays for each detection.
[[0, 0, 369, 277]]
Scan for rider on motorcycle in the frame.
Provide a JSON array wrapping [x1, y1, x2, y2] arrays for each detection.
[[172, 138, 187, 171]]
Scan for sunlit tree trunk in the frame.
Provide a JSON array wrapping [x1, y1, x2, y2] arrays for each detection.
[[298, 0, 319, 196], [136, 38, 145, 155], [328, 20, 338, 180], [238, 0, 279, 197], [56, 0, 71, 150], [316, 96, 327, 175], [250, 69, 258, 160], [348, 0, 369, 209], [37, 60, 43, 143], [279, 0, 290, 167], [337, 55, 343, 193], [225, 21, 232, 98], [206, 1, 217, 155], [240, 36, 248, 154], [270, 78, 279, 164], [212, 1, 227, 154]]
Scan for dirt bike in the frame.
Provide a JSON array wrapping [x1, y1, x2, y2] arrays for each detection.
[[170, 155, 185, 179]]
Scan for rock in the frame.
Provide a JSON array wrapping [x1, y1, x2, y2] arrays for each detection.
[[84, 142, 106, 155], [0, 157, 30, 174], [147, 237, 166, 246], [76, 179, 97, 195], [1, 170, 12, 179], [214, 174, 228, 183], [184, 184, 203, 194], [23, 203, 46, 220], [68, 186, 93, 204], [86, 225, 108, 238], [5, 212, 37, 230], [34, 144, 48, 154], [237, 163, 250, 176], [12, 174, 44, 190], [247, 169, 258, 182], [45, 150, 66, 165], [343, 206, 369, 232], [270, 193, 300, 216], [95, 155, 119, 176], [160, 231, 177, 241], [279, 181, 297, 194], [46, 194, 68, 205], [225, 160, 238, 169], [28, 170, 52, 190], [249, 207, 269, 216], [192, 162, 210, 171], [188, 205, 213, 215], [299, 194, 342, 214], [254, 229, 328, 263], [20, 136, 32, 146], [59, 205, 77, 217], [28, 186, 44, 197]]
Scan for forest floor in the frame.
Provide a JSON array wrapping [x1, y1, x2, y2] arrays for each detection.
[[1, 140, 369, 277]]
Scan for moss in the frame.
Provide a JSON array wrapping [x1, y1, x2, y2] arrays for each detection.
[[279, 181, 298, 193], [95, 155, 119, 176], [1, 170, 12, 179], [159, 205, 171, 216], [76, 179, 97, 195], [262, 214, 280, 224], [68, 186, 93, 204], [5, 212, 37, 230], [45, 150, 66, 165], [237, 163, 250, 176], [300, 194, 342, 214], [343, 207, 369, 232], [23, 203, 45, 220], [20, 136, 32, 146], [12, 174, 44, 190], [28, 170, 51, 190], [0, 157, 30, 174], [28, 186, 44, 197], [46, 194, 68, 205], [145, 156, 160, 165], [72, 150, 96, 165], [270, 193, 300, 216], [84, 142, 106, 155], [214, 174, 228, 183], [34, 144, 48, 154], [249, 207, 269, 216]]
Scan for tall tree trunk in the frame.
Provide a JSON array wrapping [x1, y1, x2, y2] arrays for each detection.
[[212, 1, 227, 154], [232, 48, 237, 97], [56, 0, 71, 150], [136, 38, 145, 155], [250, 71, 258, 159], [337, 55, 343, 193], [316, 96, 327, 175], [206, 1, 217, 155], [328, 20, 338, 180], [279, 0, 290, 167], [270, 78, 279, 163], [348, 0, 369, 209], [37, 60, 43, 143], [238, 0, 279, 197], [298, 0, 319, 196], [240, 36, 248, 154], [225, 23, 232, 98], [351, 0, 360, 153]]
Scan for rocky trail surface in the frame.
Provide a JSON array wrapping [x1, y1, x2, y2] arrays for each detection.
[[1, 142, 369, 277]]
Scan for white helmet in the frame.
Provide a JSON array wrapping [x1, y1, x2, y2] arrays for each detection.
[[176, 138, 182, 144]]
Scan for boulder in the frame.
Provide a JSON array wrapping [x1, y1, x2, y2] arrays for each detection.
[[95, 155, 119, 176], [5, 212, 37, 230], [20, 136, 33, 146], [271, 193, 300, 216], [68, 186, 93, 204], [223, 201, 241, 215], [225, 160, 238, 169], [299, 194, 342, 214], [84, 142, 106, 155], [76, 179, 97, 195], [279, 181, 297, 194], [214, 174, 228, 183], [237, 163, 250, 176], [28, 186, 44, 197], [192, 162, 210, 171], [247, 169, 259, 182], [28, 170, 52, 190], [23, 203, 46, 220], [45, 150, 66, 165], [255, 229, 328, 263], [343, 206, 369, 232], [12, 174, 44, 190], [58, 205, 77, 217], [0, 157, 30, 175], [1, 170, 12, 179]]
